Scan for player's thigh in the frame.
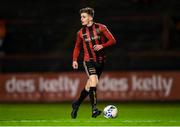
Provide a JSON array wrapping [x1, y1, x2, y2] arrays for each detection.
[[83, 61, 96, 76], [95, 62, 104, 78], [83, 61, 99, 87], [89, 74, 98, 87]]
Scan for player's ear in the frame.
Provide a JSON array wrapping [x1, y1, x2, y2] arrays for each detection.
[[89, 15, 93, 21]]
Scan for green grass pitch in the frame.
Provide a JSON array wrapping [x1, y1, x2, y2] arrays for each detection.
[[0, 102, 180, 126]]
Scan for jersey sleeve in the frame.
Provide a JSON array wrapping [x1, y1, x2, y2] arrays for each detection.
[[72, 31, 82, 61], [100, 25, 116, 48]]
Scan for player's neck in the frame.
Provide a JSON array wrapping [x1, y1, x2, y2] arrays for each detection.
[[87, 21, 94, 27]]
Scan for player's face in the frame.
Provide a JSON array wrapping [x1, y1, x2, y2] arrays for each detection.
[[80, 13, 93, 26]]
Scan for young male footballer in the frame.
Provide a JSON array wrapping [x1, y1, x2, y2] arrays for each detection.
[[71, 7, 116, 119]]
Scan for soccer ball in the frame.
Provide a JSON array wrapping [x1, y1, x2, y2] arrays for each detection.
[[103, 105, 118, 118]]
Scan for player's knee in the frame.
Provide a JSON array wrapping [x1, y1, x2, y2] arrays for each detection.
[[85, 79, 91, 91], [85, 84, 90, 91]]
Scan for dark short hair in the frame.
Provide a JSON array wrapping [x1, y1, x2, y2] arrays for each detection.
[[79, 7, 94, 18]]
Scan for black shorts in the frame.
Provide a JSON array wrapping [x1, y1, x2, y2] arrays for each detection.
[[83, 60, 104, 78]]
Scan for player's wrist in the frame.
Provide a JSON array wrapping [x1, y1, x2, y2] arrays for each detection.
[[102, 44, 106, 48], [73, 59, 77, 62]]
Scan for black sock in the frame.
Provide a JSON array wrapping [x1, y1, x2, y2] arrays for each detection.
[[89, 87, 97, 110], [76, 88, 89, 106]]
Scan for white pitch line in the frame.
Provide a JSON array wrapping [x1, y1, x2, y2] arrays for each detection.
[[0, 125, 180, 127], [0, 119, 179, 123]]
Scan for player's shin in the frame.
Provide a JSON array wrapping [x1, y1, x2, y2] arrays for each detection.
[[76, 88, 89, 105], [89, 86, 102, 117], [89, 87, 97, 109]]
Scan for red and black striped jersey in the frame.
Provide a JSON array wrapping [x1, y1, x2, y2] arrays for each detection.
[[73, 23, 116, 62]]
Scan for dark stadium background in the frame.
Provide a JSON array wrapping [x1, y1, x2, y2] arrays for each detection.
[[0, 0, 180, 72]]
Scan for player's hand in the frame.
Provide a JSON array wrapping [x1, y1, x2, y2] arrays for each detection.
[[72, 61, 78, 69], [93, 45, 103, 51]]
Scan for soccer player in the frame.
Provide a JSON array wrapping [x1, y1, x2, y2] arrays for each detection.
[[71, 7, 116, 118]]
